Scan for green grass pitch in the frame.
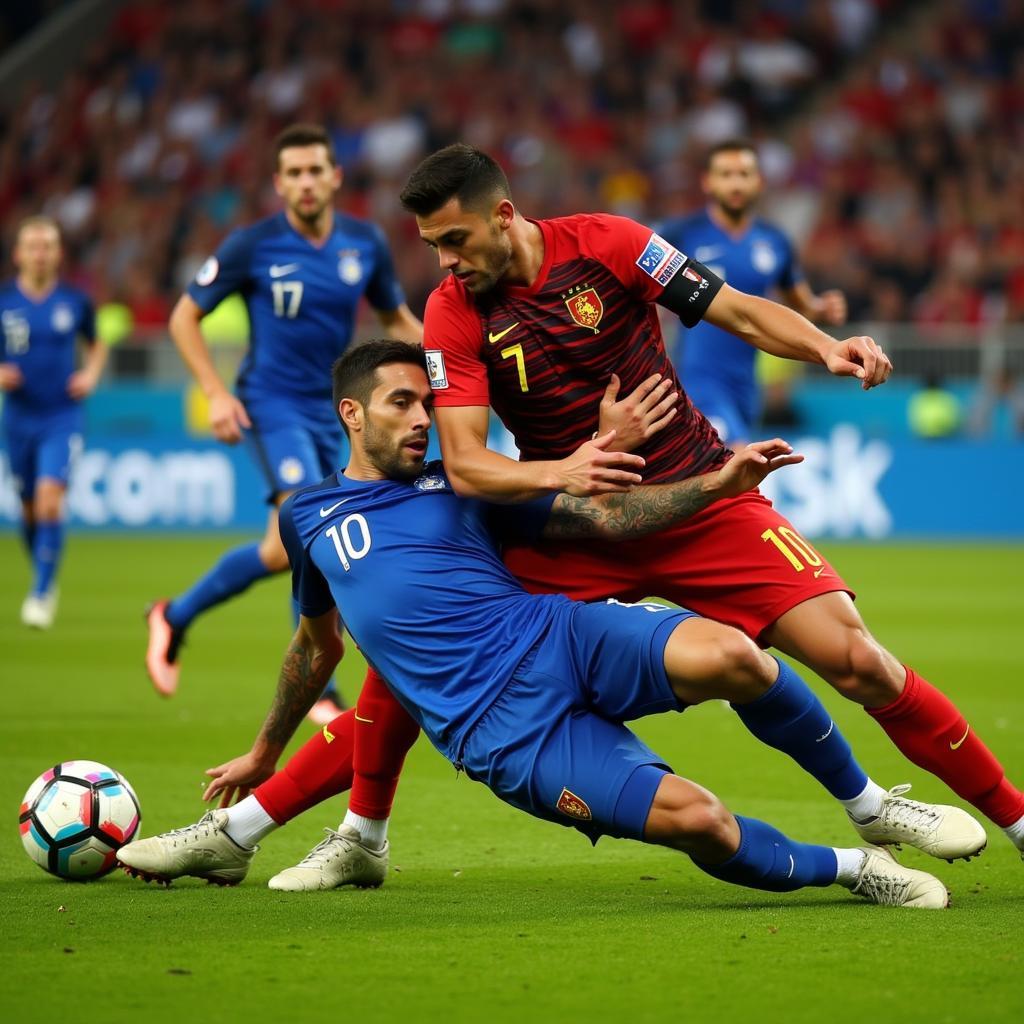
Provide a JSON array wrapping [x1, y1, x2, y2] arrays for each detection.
[[1, 534, 1022, 1023]]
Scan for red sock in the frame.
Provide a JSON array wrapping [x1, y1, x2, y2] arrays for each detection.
[[349, 666, 420, 819], [255, 710, 355, 823], [867, 667, 1024, 827]]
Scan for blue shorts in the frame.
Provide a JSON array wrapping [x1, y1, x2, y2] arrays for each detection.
[[241, 393, 346, 502], [2, 409, 82, 499], [458, 599, 698, 842], [685, 380, 758, 445]]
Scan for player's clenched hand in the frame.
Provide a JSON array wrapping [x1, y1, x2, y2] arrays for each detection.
[[825, 335, 892, 390], [596, 373, 678, 452], [558, 430, 646, 496], [66, 368, 100, 399], [712, 439, 804, 498], [203, 750, 277, 807], [208, 390, 252, 444], [816, 289, 847, 326], [0, 363, 23, 391]]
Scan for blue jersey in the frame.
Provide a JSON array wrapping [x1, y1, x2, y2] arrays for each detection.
[[280, 463, 561, 762], [657, 210, 800, 405], [0, 280, 95, 420], [188, 211, 406, 401]]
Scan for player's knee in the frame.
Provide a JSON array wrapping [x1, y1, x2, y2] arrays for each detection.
[[258, 538, 290, 573], [685, 626, 773, 702], [829, 629, 901, 704], [671, 791, 734, 849]]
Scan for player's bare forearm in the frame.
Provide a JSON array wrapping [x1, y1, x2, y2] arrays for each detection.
[[437, 407, 645, 501], [254, 618, 343, 757], [545, 474, 718, 539], [168, 294, 229, 398], [376, 303, 424, 345], [544, 440, 802, 540], [706, 286, 834, 364]]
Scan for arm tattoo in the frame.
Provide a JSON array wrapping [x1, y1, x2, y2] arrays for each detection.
[[545, 477, 717, 541], [262, 635, 337, 748]]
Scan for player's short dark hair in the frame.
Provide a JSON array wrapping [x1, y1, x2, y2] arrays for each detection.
[[273, 123, 336, 169], [331, 340, 428, 434], [399, 144, 510, 217], [704, 138, 758, 169]]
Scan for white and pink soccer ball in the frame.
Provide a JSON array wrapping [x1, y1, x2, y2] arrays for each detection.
[[19, 760, 141, 880]]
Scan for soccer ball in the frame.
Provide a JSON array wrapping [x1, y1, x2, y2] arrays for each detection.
[[18, 760, 141, 880]]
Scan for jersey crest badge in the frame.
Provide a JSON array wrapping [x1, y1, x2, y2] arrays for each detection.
[[195, 256, 219, 287], [338, 250, 363, 285], [565, 286, 604, 333], [556, 787, 592, 821], [752, 241, 777, 274], [51, 304, 74, 333], [414, 474, 447, 492], [636, 232, 686, 287], [425, 350, 449, 390]]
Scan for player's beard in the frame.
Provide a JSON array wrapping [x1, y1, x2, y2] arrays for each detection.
[[363, 418, 426, 482], [462, 227, 513, 294]]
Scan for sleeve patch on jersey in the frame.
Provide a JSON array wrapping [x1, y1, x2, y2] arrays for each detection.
[[195, 256, 219, 287], [635, 233, 687, 287], [425, 350, 449, 390]]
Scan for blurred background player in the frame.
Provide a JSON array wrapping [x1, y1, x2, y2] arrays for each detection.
[[657, 140, 847, 448], [144, 123, 423, 722], [0, 216, 106, 629]]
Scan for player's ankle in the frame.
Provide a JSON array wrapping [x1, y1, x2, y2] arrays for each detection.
[[343, 810, 388, 850]]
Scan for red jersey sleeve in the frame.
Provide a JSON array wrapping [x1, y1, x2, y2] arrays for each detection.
[[575, 214, 722, 327], [423, 280, 489, 407]]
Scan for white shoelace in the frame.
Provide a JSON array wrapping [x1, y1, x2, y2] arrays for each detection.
[[853, 865, 912, 906], [296, 828, 352, 867], [880, 784, 941, 833]]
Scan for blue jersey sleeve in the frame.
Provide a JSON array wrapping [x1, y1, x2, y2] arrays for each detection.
[[78, 295, 97, 342], [776, 230, 802, 290], [279, 495, 336, 618], [186, 229, 254, 313], [362, 223, 406, 313], [484, 493, 558, 544]]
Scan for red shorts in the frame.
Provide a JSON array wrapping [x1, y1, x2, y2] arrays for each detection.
[[502, 490, 854, 643]]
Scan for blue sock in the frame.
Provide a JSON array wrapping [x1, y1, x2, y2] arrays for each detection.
[[694, 815, 838, 892], [31, 521, 63, 596], [291, 595, 341, 702], [20, 519, 36, 560], [166, 542, 270, 631], [732, 658, 868, 801]]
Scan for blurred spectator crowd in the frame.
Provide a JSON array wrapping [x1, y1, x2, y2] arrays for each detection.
[[1, 0, 1023, 335]]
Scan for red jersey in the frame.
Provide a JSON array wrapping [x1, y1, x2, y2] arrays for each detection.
[[425, 213, 728, 483]]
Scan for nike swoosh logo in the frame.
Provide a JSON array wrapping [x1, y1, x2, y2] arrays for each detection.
[[787, 854, 795, 878], [950, 725, 970, 750], [354, 713, 374, 724], [813, 566, 826, 578], [488, 322, 519, 344], [815, 720, 834, 743], [319, 498, 354, 517], [269, 263, 301, 278]]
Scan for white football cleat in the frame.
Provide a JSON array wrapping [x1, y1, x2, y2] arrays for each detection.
[[21, 589, 57, 629], [118, 810, 255, 886], [145, 600, 183, 697], [849, 845, 949, 909], [268, 825, 388, 892], [851, 784, 987, 861], [306, 694, 347, 726]]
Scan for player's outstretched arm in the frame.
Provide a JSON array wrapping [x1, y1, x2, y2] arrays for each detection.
[[168, 293, 252, 443], [436, 404, 646, 502], [542, 437, 803, 540], [202, 609, 344, 807], [704, 284, 890, 389]]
